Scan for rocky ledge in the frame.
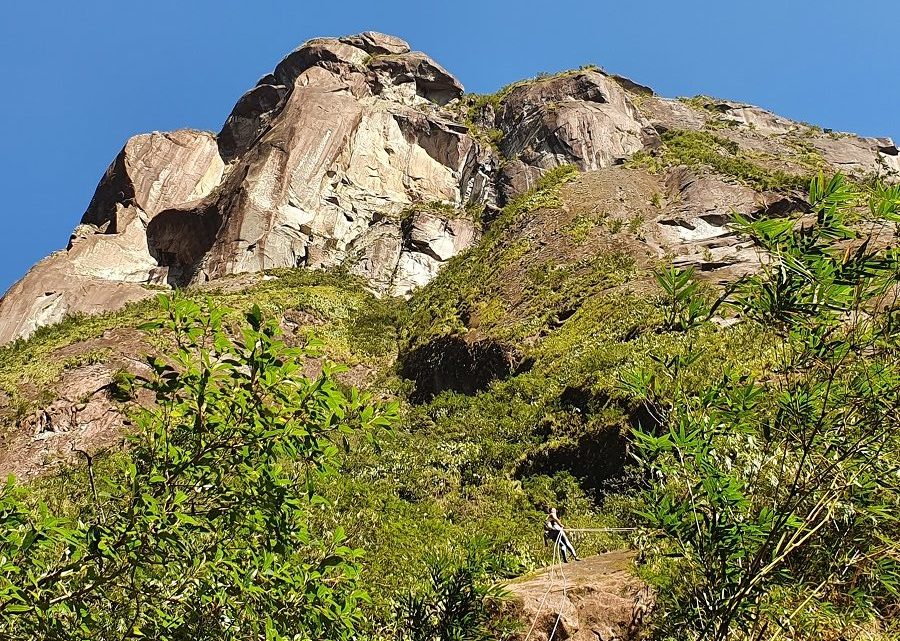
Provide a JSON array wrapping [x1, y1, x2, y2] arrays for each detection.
[[505, 551, 652, 641]]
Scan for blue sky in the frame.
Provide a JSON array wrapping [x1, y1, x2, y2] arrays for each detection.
[[1, 0, 898, 293]]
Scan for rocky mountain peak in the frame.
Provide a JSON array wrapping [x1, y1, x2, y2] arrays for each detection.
[[0, 32, 897, 346]]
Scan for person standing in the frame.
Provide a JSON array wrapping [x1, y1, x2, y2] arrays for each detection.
[[545, 507, 581, 562]]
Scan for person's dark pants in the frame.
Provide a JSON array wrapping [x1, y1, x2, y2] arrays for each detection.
[[554, 529, 577, 562]]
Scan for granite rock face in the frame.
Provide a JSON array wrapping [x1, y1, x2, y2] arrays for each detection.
[[152, 33, 494, 290], [651, 168, 769, 279], [494, 70, 654, 201], [82, 130, 224, 227], [346, 210, 478, 295], [1, 31, 898, 344], [0, 130, 223, 344], [0, 33, 494, 343]]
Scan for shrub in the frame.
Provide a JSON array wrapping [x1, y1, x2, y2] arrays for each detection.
[[394, 541, 516, 641], [626, 174, 900, 639], [0, 295, 398, 640]]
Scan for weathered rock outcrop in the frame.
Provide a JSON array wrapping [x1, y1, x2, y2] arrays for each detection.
[[2, 31, 898, 345], [650, 167, 774, 279], [0, 33, 497, 343], [145, 32, 495, 291], [0, 256, 153, 345], [495, 70, 655, 201], [82, 130, 224, 227], [0, 362, 128, 482], [0, 130, 224, 344], [812, 134, 900, 176], [506, 552, 651, 641], [348, 210, 479, 294], [637, 93, 900, 181]]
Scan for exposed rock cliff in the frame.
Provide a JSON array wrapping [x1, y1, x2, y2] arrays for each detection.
[[495, 70, 657, 200], [0, 32, 898, 345], [0, 32, 496, 344], [0, 130, 223, 343]]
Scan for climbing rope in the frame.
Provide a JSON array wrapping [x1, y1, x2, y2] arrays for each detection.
[[521, 540, 561, 641], [565, 527, 637, 544], [546, 556, 568, 641]]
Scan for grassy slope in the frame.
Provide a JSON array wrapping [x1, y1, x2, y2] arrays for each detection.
[[350, 165, 771, 600], [0, 122, 813, 626], [0, 270, 400, 424]]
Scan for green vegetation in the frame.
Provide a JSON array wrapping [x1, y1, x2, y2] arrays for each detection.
[[0, 269, 401, 426], [654, 265, 712, 331], [678, 94, 721, 112], [628, 129, 809, 191], [456, 95, 505, 153], [785, 135, 830, 173], [403, 163, 580, 346], [0, 298, 159, 423], [564, 211, 606, 244], [395, 543, 515, 641], [627, 175, 900, 639], [465, 68, 591, 115], [2, 169, 899, 639], [671, 96, 832, 183], [392, 200, 486, 227], [0, 296, 397, 639]]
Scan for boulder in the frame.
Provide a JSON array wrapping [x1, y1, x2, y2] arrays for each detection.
[[0, 129, 224, 344], [812, 135, 900, 178], [506, 551, 651, 641], [405, 211, 477, 262], [347, 223, 404, 290], [349, 211, 479, 296], [392, 211, 478, 295], [339, 31, 411, 55], [368, 52, 464, 105]]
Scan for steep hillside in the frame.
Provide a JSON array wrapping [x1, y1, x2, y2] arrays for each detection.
[[0, 160, 772, 634], [1, 31, 899, 640]]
